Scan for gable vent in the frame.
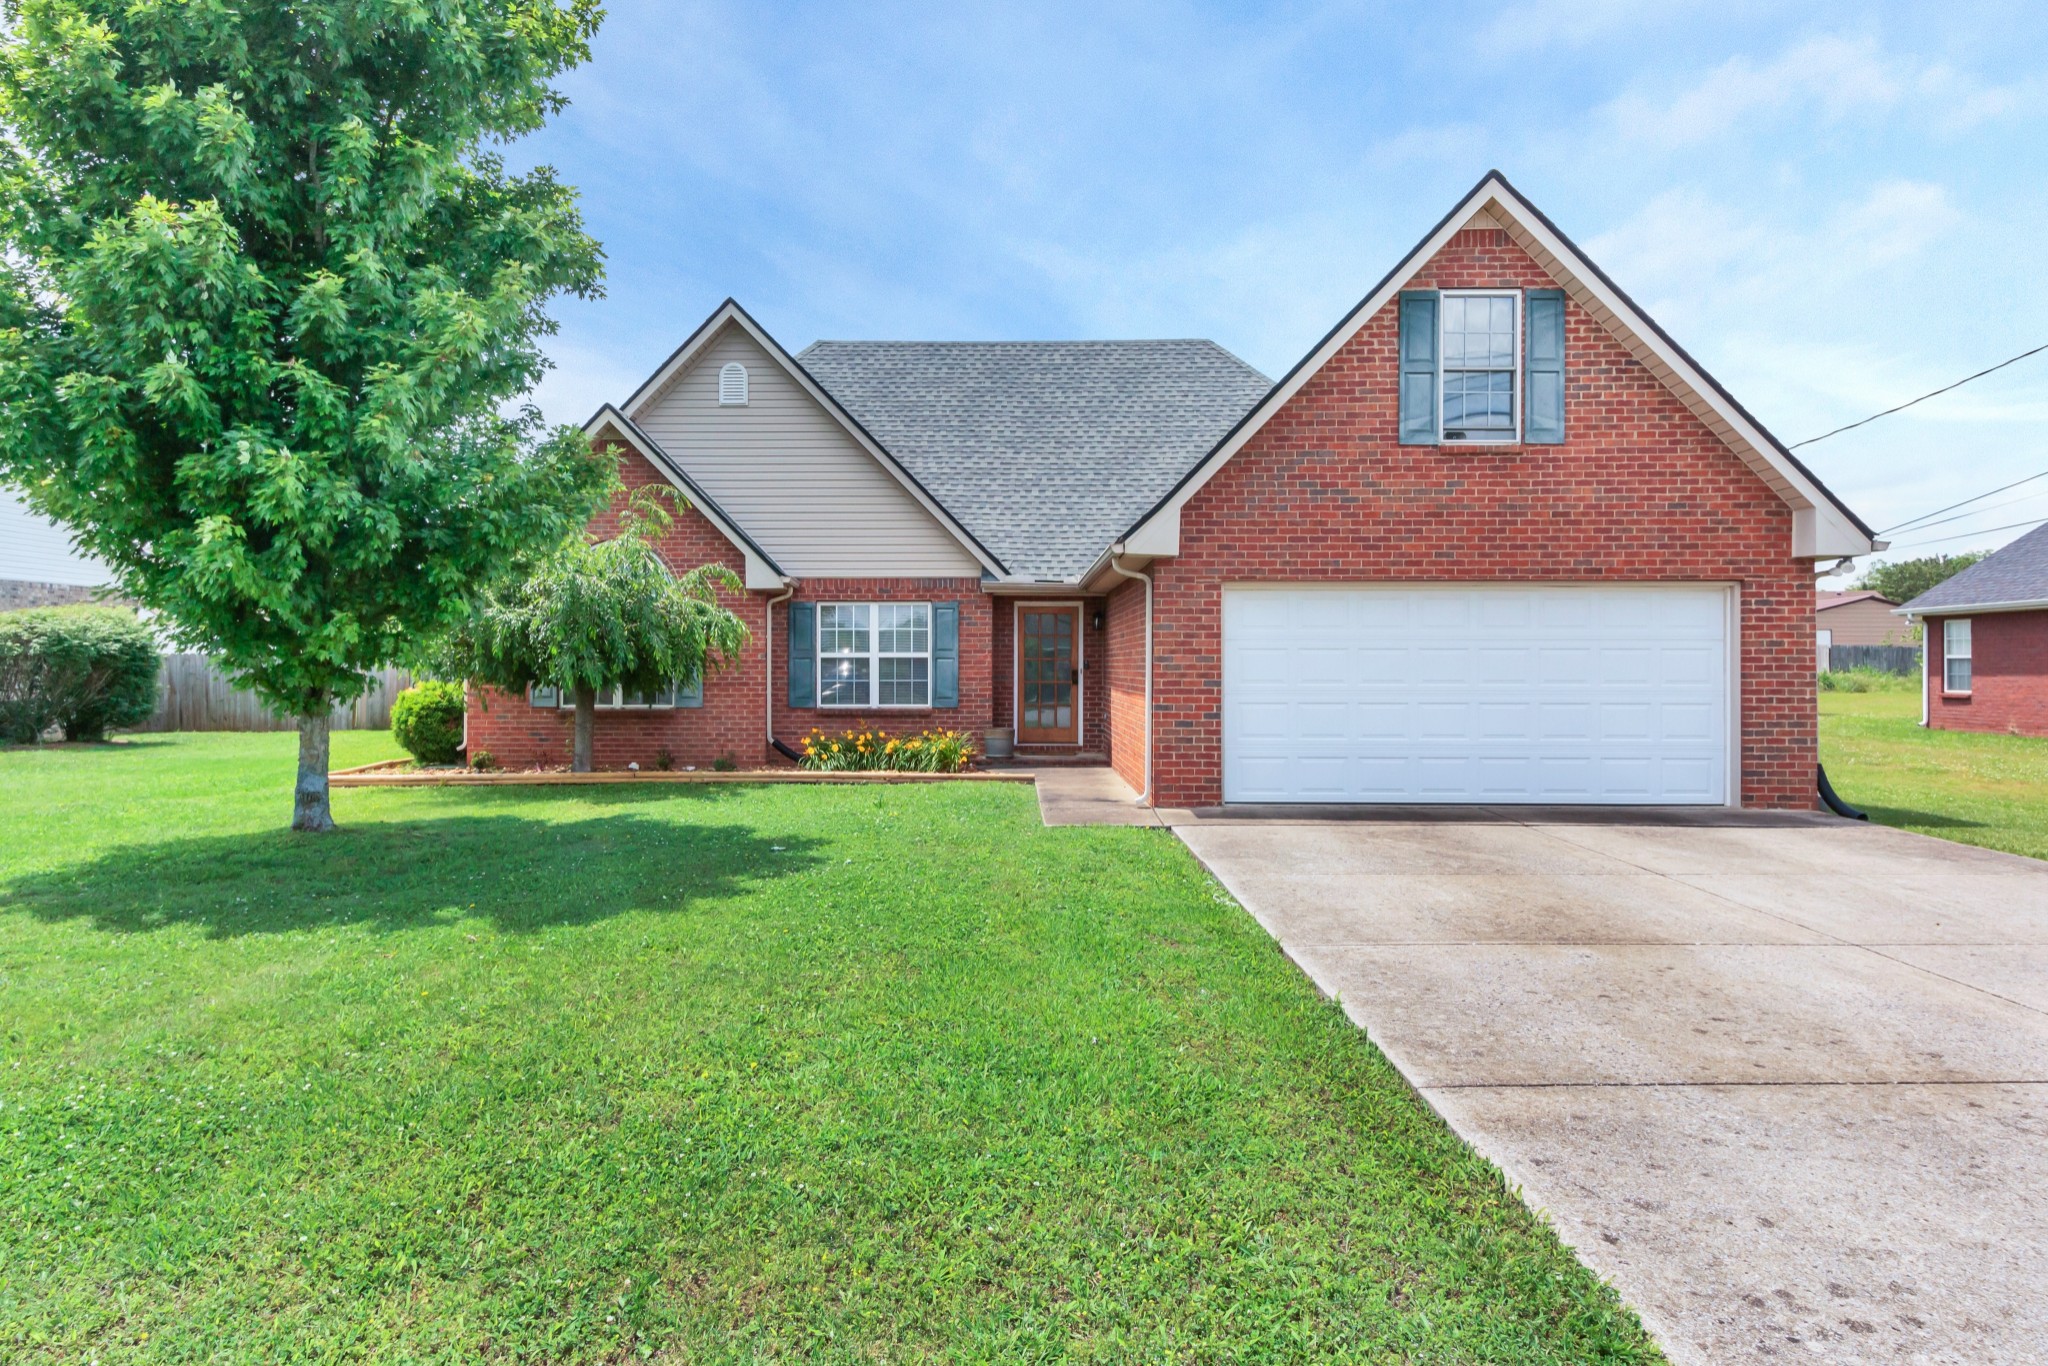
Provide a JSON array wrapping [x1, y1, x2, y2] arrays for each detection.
[[718, 362, 748, 406]]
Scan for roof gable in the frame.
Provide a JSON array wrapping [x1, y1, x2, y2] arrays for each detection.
[[1115, 172, 1878, 564], [799, 340, 1271, 580], [582, 407, 787, 590], [619, 301, 1006, 577]]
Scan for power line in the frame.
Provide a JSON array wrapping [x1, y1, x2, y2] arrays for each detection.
[[1881, 486, 2048, 539], [1881, 467, 2048, 535], [1789, 341, 2048, 449], [1881, 516, 2047, 553]]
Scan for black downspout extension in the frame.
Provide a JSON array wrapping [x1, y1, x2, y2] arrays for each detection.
[[772, 737, 804, 764], [1817, 764, 1868, 821]]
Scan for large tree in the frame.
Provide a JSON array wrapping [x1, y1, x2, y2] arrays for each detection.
[[0, 0, 613, 830], [437, 487, 752, 772], [1857, 552, 1987, 605]]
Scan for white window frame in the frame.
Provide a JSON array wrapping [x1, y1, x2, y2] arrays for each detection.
[[818, 602, 932, 709], [529, 679, 701, 709], [1440, 289, 1521, 444], [1943, 618, 1972, 694]]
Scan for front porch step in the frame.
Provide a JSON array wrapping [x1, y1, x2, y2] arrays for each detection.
[[993, 749, 1108, 768]]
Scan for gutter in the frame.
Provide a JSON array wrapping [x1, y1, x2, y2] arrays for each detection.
[[1105, 547, 1154, 806], [1893, 596, 2048, 619]]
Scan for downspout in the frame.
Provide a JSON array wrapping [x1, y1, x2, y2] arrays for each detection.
[[764, 582, 798, 763], [1106, 548, 1153, 805]]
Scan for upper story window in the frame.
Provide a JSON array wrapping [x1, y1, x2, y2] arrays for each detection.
[[1943, 618, 1972, 693], [1441, 292, 1517, 441], [718, 362, 748, 406], [818, 602, 931, 707]]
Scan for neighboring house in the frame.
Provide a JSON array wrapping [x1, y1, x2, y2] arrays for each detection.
[[1815, 589, 1908, 665], [1896, 522, 2048, 737], [1, 489, 111, 610], [468, 172, 1878, 808]]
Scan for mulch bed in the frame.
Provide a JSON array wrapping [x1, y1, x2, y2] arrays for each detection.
[[330, 760, 1031, 788]]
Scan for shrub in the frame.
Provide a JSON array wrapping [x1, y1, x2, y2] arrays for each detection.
[[391, 680, 466, 764], [469, 749, 497, 772], [1819, 667, 1916, 694], [712, 753, 738, 773], [0, 606, 159, 743], [798, 727, 975, 773]]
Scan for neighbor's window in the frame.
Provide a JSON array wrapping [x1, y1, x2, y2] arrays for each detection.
[[819, 602, 930, 707], [1441, 291, 1517, 441], [1943, 619, 1972, 693], [718, 362, 748, 406]]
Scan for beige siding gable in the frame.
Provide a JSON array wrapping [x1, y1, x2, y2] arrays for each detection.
[[632, 324, 983, 578]]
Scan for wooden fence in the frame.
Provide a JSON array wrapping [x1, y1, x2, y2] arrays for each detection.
[[141, 654, 413, 732], [1824, 644, 1920, 676]]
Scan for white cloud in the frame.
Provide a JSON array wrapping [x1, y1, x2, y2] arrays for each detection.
[[1606, 34, 2025, 147]]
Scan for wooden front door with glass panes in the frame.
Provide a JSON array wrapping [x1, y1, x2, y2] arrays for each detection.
[[1018, 607, 1080, 744]]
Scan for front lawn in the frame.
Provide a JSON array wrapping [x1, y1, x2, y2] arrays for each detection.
[[0, 734, 1655, 1363], [1820, 689, 2048, 861]]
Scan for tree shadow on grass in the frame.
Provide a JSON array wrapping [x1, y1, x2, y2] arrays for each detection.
[[1859, 805, 1988, 831], [0, 795, 825, 938]]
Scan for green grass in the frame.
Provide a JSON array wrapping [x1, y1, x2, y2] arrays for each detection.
[[1821, 689, 2048, 861], [0, 733, 1656, 1364]]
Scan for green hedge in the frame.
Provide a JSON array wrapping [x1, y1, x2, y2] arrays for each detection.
[[391, 680, 466, 764], [0, 606, 160, 743]]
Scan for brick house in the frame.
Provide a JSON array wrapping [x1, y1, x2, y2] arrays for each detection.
[[1897, 523, 2048, 738], [467, 172, 1878, 808]]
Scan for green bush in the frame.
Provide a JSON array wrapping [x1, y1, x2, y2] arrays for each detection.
[[0, 606, 159, 743], [1819, 667, 1916, 694], [390, 680, 466, 764]]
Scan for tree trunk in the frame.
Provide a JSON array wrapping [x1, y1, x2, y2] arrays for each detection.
[[293, 708, 336, 832], [572, 685, 596, 773]]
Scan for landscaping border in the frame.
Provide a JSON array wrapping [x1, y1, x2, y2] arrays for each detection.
[[330, 761, 1032, 788]]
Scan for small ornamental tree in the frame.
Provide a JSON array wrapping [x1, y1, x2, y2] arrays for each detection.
[[437, 487, 752, 772], [0, 0, 614, 829]]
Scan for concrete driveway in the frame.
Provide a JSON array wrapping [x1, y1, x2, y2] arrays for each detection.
[[1171, 809, 2048, 1366]]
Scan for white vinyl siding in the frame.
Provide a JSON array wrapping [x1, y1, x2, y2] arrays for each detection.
[[0, 490, 109, 587], [634, 325, 982, 577], [1223, 585, 1730, 805]]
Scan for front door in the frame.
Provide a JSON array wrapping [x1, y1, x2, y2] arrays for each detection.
[[1018, 607, 1081, 744]]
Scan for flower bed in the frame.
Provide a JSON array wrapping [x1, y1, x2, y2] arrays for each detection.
[[798, 726, 975, 773]]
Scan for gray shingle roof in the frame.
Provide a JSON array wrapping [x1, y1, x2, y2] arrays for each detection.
[[1901, 522, 2048, 613], [797, 339, 1272, 579]]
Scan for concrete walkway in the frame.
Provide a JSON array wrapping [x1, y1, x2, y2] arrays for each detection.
[[1024, 766, 1166, 826], [1170, 810, 2048, 1365]]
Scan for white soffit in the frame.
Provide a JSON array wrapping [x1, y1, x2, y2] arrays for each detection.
[[1123, 175, 1876, 561], [619, 301, 1008, 577]]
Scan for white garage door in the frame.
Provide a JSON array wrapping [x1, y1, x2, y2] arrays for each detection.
[[1223, 585, 1731, 805]]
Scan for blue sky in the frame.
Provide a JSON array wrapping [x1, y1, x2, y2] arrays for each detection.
[[506, 0, 2048, 580]]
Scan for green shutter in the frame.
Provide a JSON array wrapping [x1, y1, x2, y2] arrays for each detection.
[[1525, 288, 1565, 444], [787, 601, 815, 709], [931, 602, 959, 709], [1398, 290, 1440, 445]]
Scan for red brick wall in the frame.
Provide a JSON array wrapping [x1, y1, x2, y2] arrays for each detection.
[[1924, 611, 2048, 737], [1146, 228, 1816, 809], [1105, 577, 1148, 794], [771, 579, 993, 750], [464, 448, 770, 770]]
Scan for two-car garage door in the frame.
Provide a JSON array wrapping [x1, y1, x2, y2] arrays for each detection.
[[1222, 585, 1731, 804]]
